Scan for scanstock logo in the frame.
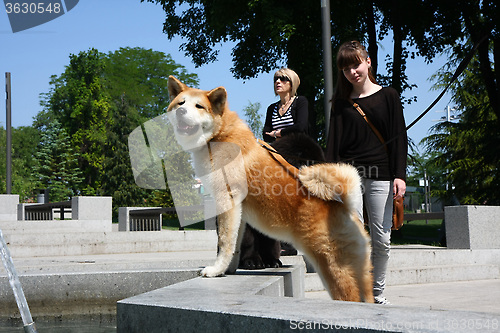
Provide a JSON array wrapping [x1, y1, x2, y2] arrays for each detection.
[[4, 0, 79, 33]]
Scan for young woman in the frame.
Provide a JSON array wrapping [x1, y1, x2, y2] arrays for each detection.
[[326, 41, 407, 304]]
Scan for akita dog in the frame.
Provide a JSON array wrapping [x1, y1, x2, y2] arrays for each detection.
[[166, 76, 373, 302]]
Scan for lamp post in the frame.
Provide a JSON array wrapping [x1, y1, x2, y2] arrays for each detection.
[[433, 106, 460, 191], [321, 0, 333, 139], [5, 73, 12, 194]]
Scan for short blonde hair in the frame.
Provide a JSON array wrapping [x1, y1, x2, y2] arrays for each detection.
[[273, 68, 300, 96]]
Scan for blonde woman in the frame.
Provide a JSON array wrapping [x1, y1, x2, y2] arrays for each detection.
[[263, 68, 309, 142], [240, 68, 312, 269]]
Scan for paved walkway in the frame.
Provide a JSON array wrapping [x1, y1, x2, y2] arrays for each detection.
[[306, 279, 500, 314]]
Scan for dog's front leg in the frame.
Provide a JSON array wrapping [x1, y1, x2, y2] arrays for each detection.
[[201, 204, 243, 277]]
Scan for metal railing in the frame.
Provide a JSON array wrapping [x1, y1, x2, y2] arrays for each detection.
[[23, 201, 72, 221], [128, 205, 205, 231]]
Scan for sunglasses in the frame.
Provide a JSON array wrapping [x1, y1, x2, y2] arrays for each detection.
[[274, 75, 290, 82]]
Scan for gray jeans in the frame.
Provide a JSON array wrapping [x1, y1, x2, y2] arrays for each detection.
[[358, 179, 393, 297]]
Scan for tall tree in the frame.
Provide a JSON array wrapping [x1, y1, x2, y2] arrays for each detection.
[[243, 101, 262, 139], [0, 126, 40, 200], [100, 96, 153, 215], [39, 48, 112, 193], [104, 47, 198, 118], [32, 120, 83, 202], [424, 50, 500, 205], [39, 47, 199, 202]]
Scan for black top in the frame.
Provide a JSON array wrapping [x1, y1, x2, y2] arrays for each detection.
[[325, 87, 407, 181], [262, 96, 309, 143]]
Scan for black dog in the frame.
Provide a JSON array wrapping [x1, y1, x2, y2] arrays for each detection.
[[239, 133, 326, 269]]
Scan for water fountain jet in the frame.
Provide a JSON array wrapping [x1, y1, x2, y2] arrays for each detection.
[[0, 229, 37, 333]]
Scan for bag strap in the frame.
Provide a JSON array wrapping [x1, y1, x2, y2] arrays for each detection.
[[348, 98, 388, 151], [257, 139, 300, 179]]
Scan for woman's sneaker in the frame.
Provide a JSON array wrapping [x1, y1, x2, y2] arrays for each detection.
[[374, 296, 390, 305]]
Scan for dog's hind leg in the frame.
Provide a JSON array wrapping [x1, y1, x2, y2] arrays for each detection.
[[301, 215, 373, 302], [201, 205, 244, 277], [304, 246, 362, 302]]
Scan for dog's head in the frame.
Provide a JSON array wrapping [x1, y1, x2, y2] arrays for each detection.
[[166, 76, 227, 151]]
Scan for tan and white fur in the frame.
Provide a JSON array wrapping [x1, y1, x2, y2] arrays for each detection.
[[166, 76, 373, 302]]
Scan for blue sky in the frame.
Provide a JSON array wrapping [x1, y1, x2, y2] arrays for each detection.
[[1, 0, 453, 148]]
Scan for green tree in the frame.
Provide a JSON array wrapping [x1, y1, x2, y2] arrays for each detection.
[[423, 50, 500, 205], [417, 1, 500, 119], [39, 47, 199, 205], [101, 48, 199, 211], [0, 126, 40, 201], [142, 0, 333, 138], [243, 101, 262, 139], [140, 0, 422, 138], [104, 47, 198, 119], [32, 120, 83, 202], [39, 48, 112, 193]]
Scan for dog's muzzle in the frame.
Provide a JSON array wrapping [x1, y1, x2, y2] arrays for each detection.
[[176, 107, 187, 117], [174, 107, 200, 136]]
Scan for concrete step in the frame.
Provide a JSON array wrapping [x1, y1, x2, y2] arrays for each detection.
[[388, 264, 500, 285], [0, 219, 111, 233], [390, 245, 500, 268], [3, 230, 218, 257], [4, 252, 217, 275], [305, 264, 500, 291], [304, 246, 500, 291], [1, 253, 304, 276]]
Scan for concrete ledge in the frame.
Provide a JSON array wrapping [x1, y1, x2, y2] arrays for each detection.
[[72, 196, 112, 220], [446, 205, 500, 249], [0, 194, 19, 221], [117, 266, 500, 333], [0, 269, 200, 319]]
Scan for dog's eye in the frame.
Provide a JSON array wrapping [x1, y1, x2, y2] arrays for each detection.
[[195, 104, 205, 109], [178, 100, 185, 106]]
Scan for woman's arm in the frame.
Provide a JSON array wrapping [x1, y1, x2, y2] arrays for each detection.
[[262, 103, 276, 142]]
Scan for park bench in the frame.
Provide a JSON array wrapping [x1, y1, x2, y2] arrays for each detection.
[[20, 200, 72, 220], [119, 205, 211, 231]]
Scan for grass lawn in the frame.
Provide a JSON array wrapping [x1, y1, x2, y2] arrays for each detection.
[[162, 214, 446, 246], [162, 216, 206, 231], [390, 219, 445, 246]]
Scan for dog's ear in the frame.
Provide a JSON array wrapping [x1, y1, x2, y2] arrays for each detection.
[[207, 87, 227, 115], [168, 76, 188, 101]]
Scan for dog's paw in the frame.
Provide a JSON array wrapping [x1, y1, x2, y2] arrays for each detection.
[[201, 266, 225, 277]]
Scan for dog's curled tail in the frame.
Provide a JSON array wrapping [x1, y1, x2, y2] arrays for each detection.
[[298, 163, 362, 209]]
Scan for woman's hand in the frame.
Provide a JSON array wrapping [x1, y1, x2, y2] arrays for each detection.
[[265, 129, 281, 138], [393, 178, 406, 199]]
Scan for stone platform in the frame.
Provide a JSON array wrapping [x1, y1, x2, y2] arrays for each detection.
[[117, 265, 500, 333]]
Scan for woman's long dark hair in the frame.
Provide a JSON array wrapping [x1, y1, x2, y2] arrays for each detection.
[[333, 40, 377, 101]]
